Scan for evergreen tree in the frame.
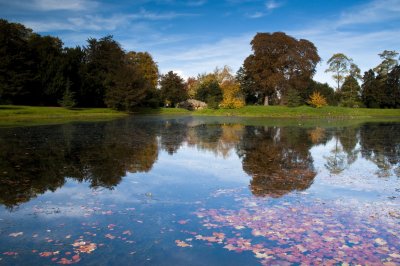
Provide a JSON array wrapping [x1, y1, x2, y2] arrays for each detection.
[[286, 89, 302, 107], [159, 71, 188, 107], [81, 36, 125, 107], [361, 70, 381, 108], [58, 80, 76, 108], [340, 76, 362, 107]]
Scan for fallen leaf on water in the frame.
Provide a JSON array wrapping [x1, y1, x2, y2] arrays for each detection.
[[254, 252, 272, 259], [72, 254, 80, 261], [107, 224, 116, 230], [72, 241, 86, 247], [178, 220, 189, 225], [374, 238, 387, 246], [175, 240, 192, 247], [57, 258, 74, 264], [9, 232, 23, 237], [65, 235, 71, 239], [39, 251, 54, 257], [3, 252, 18, 256], [105, 234, 115, 240], [77, 243, 97, 254], [122, 230, 132, 236], [223, 244, 237, 251]]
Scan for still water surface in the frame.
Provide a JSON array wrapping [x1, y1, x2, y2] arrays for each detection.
[[0, 116, 399, 265]]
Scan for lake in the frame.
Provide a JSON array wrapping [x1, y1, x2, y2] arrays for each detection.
[[0, 116, 399, 265]]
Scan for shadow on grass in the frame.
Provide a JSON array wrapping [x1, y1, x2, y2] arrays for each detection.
[[0, 106, 23, 110]]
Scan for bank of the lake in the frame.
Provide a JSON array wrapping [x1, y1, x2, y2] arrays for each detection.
[[192, 105, 400, 118], [0, 105, 127, 127], [2, 105, 400, 127]]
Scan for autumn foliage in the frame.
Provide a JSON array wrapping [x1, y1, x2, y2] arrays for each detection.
[[307, 91, 328, 108], [220, 81, 245, 109]]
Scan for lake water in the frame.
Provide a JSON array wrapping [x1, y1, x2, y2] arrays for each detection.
[[0, 116, 399, 265]]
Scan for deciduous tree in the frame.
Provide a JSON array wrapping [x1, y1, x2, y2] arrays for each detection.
[[244, 32, 320, 105], [325, 53, 352, 91]]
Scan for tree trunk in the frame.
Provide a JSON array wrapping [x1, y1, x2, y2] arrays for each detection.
[[264, 95, 269, 106]]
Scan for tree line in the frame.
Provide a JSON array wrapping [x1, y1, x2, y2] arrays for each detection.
[[1, 19, 399, 109]]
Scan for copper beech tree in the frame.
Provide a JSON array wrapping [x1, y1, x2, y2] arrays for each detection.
[[243, 32, 320, 105]]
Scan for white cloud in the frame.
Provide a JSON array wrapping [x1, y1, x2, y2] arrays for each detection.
[[32, 0, 98, 11], [338, 0, 400, 26], [247, 11, 264, 18], [265, 0, 281, 10], [154, 34, 252, 77], [186, 0, 207, 6]]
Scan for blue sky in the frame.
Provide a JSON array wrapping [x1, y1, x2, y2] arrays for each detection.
[[1, 0, 399, 85]]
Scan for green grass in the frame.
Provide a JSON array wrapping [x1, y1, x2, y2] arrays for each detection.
[[0, 105, 127, 127], [191, 105, 400, 119], [1, 105, 399, 128]]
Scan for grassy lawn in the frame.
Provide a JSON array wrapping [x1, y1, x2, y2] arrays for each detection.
[[1, 105, 399, 127], [0, 105, 127, 127], [192, 105, 400, 118]]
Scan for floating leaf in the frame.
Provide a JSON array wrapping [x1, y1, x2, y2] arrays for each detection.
[[374, 238, 387, 246], [105, 234, 115, 240], [76, 243, 97, 254], [39, 251, 54, 257], [3, 252, 18, 256], [175, 240, 192, 248], [9, 232, 23, 237]]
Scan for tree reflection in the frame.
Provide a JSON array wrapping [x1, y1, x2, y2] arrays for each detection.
[[1, 119, 398, 208], [237, 126, 316, 198], [359, 123, 400, 177], [0, 119, 159, 208]]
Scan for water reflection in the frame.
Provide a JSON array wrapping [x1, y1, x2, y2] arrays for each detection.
[[0, 117, 399, 208]]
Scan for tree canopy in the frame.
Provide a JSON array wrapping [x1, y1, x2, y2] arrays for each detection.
[[243, 32, 320, 105]]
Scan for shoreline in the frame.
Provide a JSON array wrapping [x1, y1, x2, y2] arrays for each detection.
[[1, 105, 400, 127]]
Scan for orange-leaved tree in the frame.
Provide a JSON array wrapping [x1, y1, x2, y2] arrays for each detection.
[[308, 91, 327, 108]]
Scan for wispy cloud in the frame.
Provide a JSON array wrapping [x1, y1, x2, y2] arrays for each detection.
[[186, 0, 207, 7], [337, 0, 400, 26], [247, 11, 264, 19], [245, 0, 283, 18], [154, 33, 252, 77], [265, 0, 282, 11], [0, 0, 98, 12], [32, 0, 98, 11]]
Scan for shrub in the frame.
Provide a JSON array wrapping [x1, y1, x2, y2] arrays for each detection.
[[307, 91, 327, 108]]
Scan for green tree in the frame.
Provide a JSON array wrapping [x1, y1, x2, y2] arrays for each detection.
[[243, 32, 320, 105], [361, 70, 381, 108], [300, 80, 337, 106], [28, 34, 64, 105], [236, 66, 257, 104], [386, 65, 400, 108], [81, 35, 125, 107], [59, 47, 85, 106], [325, 53, 352, 91], [125, 51, 159, 106], [195, 74, 223, 109], [374, 50, 399, 76], [0, 19, 35, 104], [105, 64, 151, 111], [340, 75, 362, 107], [159, 71, 188, 107], [286, 88, 302, 107], [58, 80, 76, 108]]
